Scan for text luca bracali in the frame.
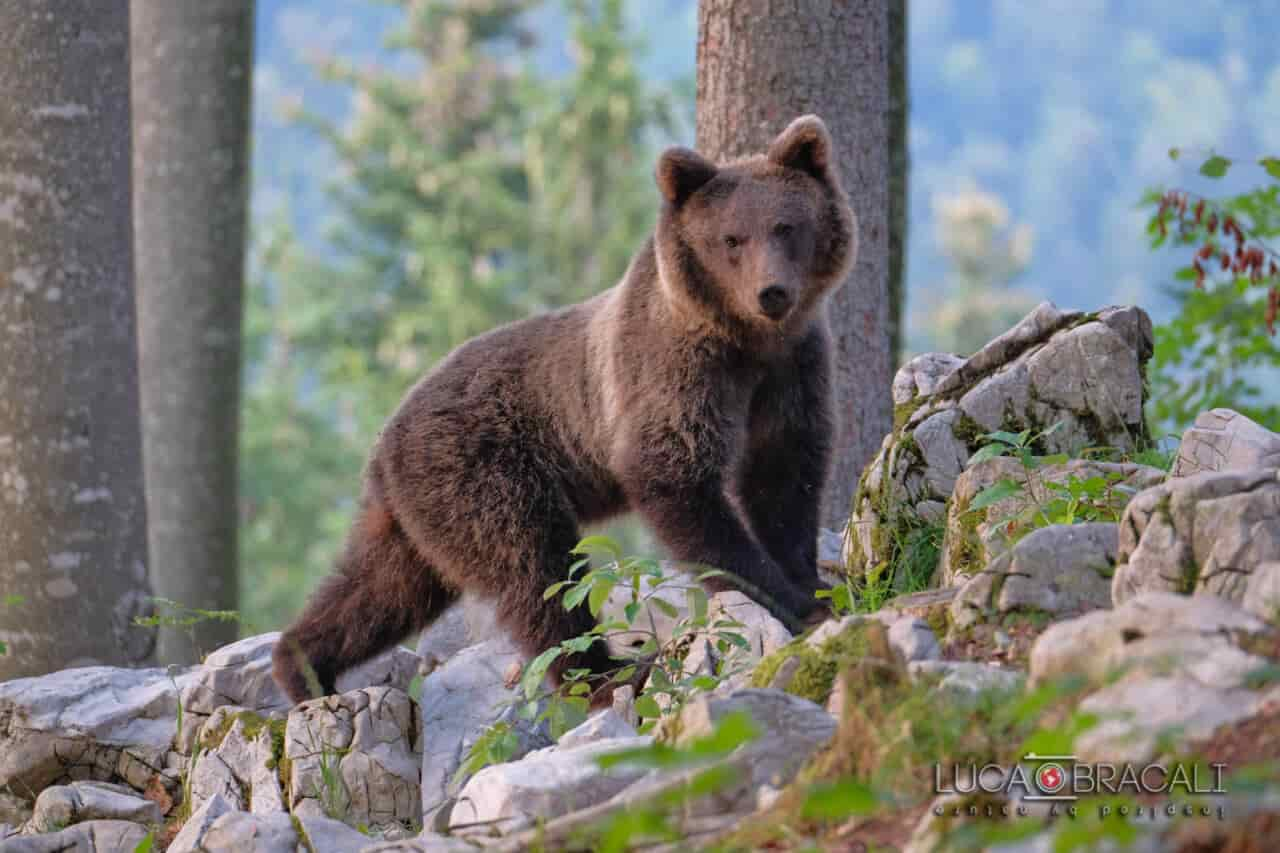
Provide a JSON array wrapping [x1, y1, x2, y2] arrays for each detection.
[[934, 753, 1229, 820]]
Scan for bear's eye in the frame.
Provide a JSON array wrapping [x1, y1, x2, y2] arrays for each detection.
[[773, 223, 794, 238], [723, 235, 741, 250]]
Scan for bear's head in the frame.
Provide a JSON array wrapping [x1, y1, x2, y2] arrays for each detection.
[[653, 114, 858, 346]]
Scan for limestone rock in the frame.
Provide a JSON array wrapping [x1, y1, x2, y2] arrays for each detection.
[[0, 820, 149, 853], [449, 737, 652, 836], [892, 352, 966, 404], [178, 810, 299, 853], [416, 595, 500, 670], [359, 834, 477, 852], [555, 709, 637, 751], [165, 794, 234, 853], [417, 638, 550, 829], [1029, 592, 1274, 689], [907, 660, 1024, 695], [817, 527, 845, 574], [1112, 469, 1280, 608], [661, 689, 837, 818], [950, 523, 1117, 630], [1172, 408, 1280, 477], [286, 687, 421, 833], [1246, 561, 1280, 621], [885, 617, 942, 662], [807, 612, 938, 665], [0, 796, 29, 830], [847, 303, 1153, 580], [296, 815, 375, 853], [1075, 676, 1266, 764], [29, 781, 160, 834], [1026, 592, 1276, 760], [178, 633, 420, 753], [187, 708, 285, 815], [0, 664, 195, 798], [939, 458, 1162, 587]]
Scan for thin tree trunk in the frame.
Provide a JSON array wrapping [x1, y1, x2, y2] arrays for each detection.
[[696, 0, 892, 531], [887, 0, 908, 367], [132, 1, 253, 663], [0, 0, 154, 677]]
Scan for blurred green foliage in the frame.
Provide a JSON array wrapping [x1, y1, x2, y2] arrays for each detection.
[[240, 0, 682, 631], [1144, 154, 1280, 437]]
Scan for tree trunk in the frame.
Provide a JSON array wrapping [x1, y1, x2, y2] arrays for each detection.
[[696, 0, 892, 531], [132, 0, 253, 663], [0, 0, 154, 677], [887, 0, 908, 368]]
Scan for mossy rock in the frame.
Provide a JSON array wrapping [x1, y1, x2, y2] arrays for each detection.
[[749, 620, 876, 704]]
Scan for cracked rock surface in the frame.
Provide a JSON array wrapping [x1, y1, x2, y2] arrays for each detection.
[[1172, 407, 1280, 477], [1112, 469, 1280, 610], [286, 686, 422, 833]]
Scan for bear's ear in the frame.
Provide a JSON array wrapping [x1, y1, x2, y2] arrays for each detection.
[[768, 115, 839, 187], [656, 147, 717, 206]]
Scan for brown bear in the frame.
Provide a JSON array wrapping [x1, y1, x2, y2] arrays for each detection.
[[272, 114, 858, 704]]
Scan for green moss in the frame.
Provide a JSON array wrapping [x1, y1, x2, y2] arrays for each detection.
[[750, 621, 874, 704], [946, 493, 985, 579], [951, 411, 989, 447], [1000, 609, 1052, 630], [924, 605, 951, 640], [893, 397, 926, 431], [291, 814, 316, 853]]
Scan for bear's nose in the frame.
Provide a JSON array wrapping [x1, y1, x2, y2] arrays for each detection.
[[758, 284, 793, 319]]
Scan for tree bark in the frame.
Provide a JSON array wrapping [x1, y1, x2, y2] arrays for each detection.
[[0, 0, 154, 677], [887, 0, 908, 367], [132, 0, 253, 663], [696, 0, 893, 531]]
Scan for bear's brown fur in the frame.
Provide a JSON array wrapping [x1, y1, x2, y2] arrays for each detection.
[[273, 115, 858, 704]]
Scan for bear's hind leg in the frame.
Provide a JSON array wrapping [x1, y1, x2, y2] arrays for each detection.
[[273, 510, 457, 705]]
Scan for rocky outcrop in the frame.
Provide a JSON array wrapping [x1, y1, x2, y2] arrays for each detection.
[[1112, 469, 1280, 611], [1172, 408, 1280, 477], [949, 522, 1117, 630], [846, 303, 1153, 580], [1029, 592, 1277, 762], [0, 664, 192, 797]]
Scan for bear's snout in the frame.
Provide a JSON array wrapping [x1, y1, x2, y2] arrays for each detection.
[[757, 283, 794, 320]]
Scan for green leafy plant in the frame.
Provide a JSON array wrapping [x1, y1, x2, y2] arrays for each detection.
[[133, 598, 244, 661], [826, 519, 943, 615], [451, 721, 521, 787], [460, 536, 752, 780], [964, 423, 1142, 545], [1145, 151, 1280, 434]]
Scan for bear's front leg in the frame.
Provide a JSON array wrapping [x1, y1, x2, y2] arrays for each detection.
[[738, 330, 834, 597], [623, 458, 817, 631]]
